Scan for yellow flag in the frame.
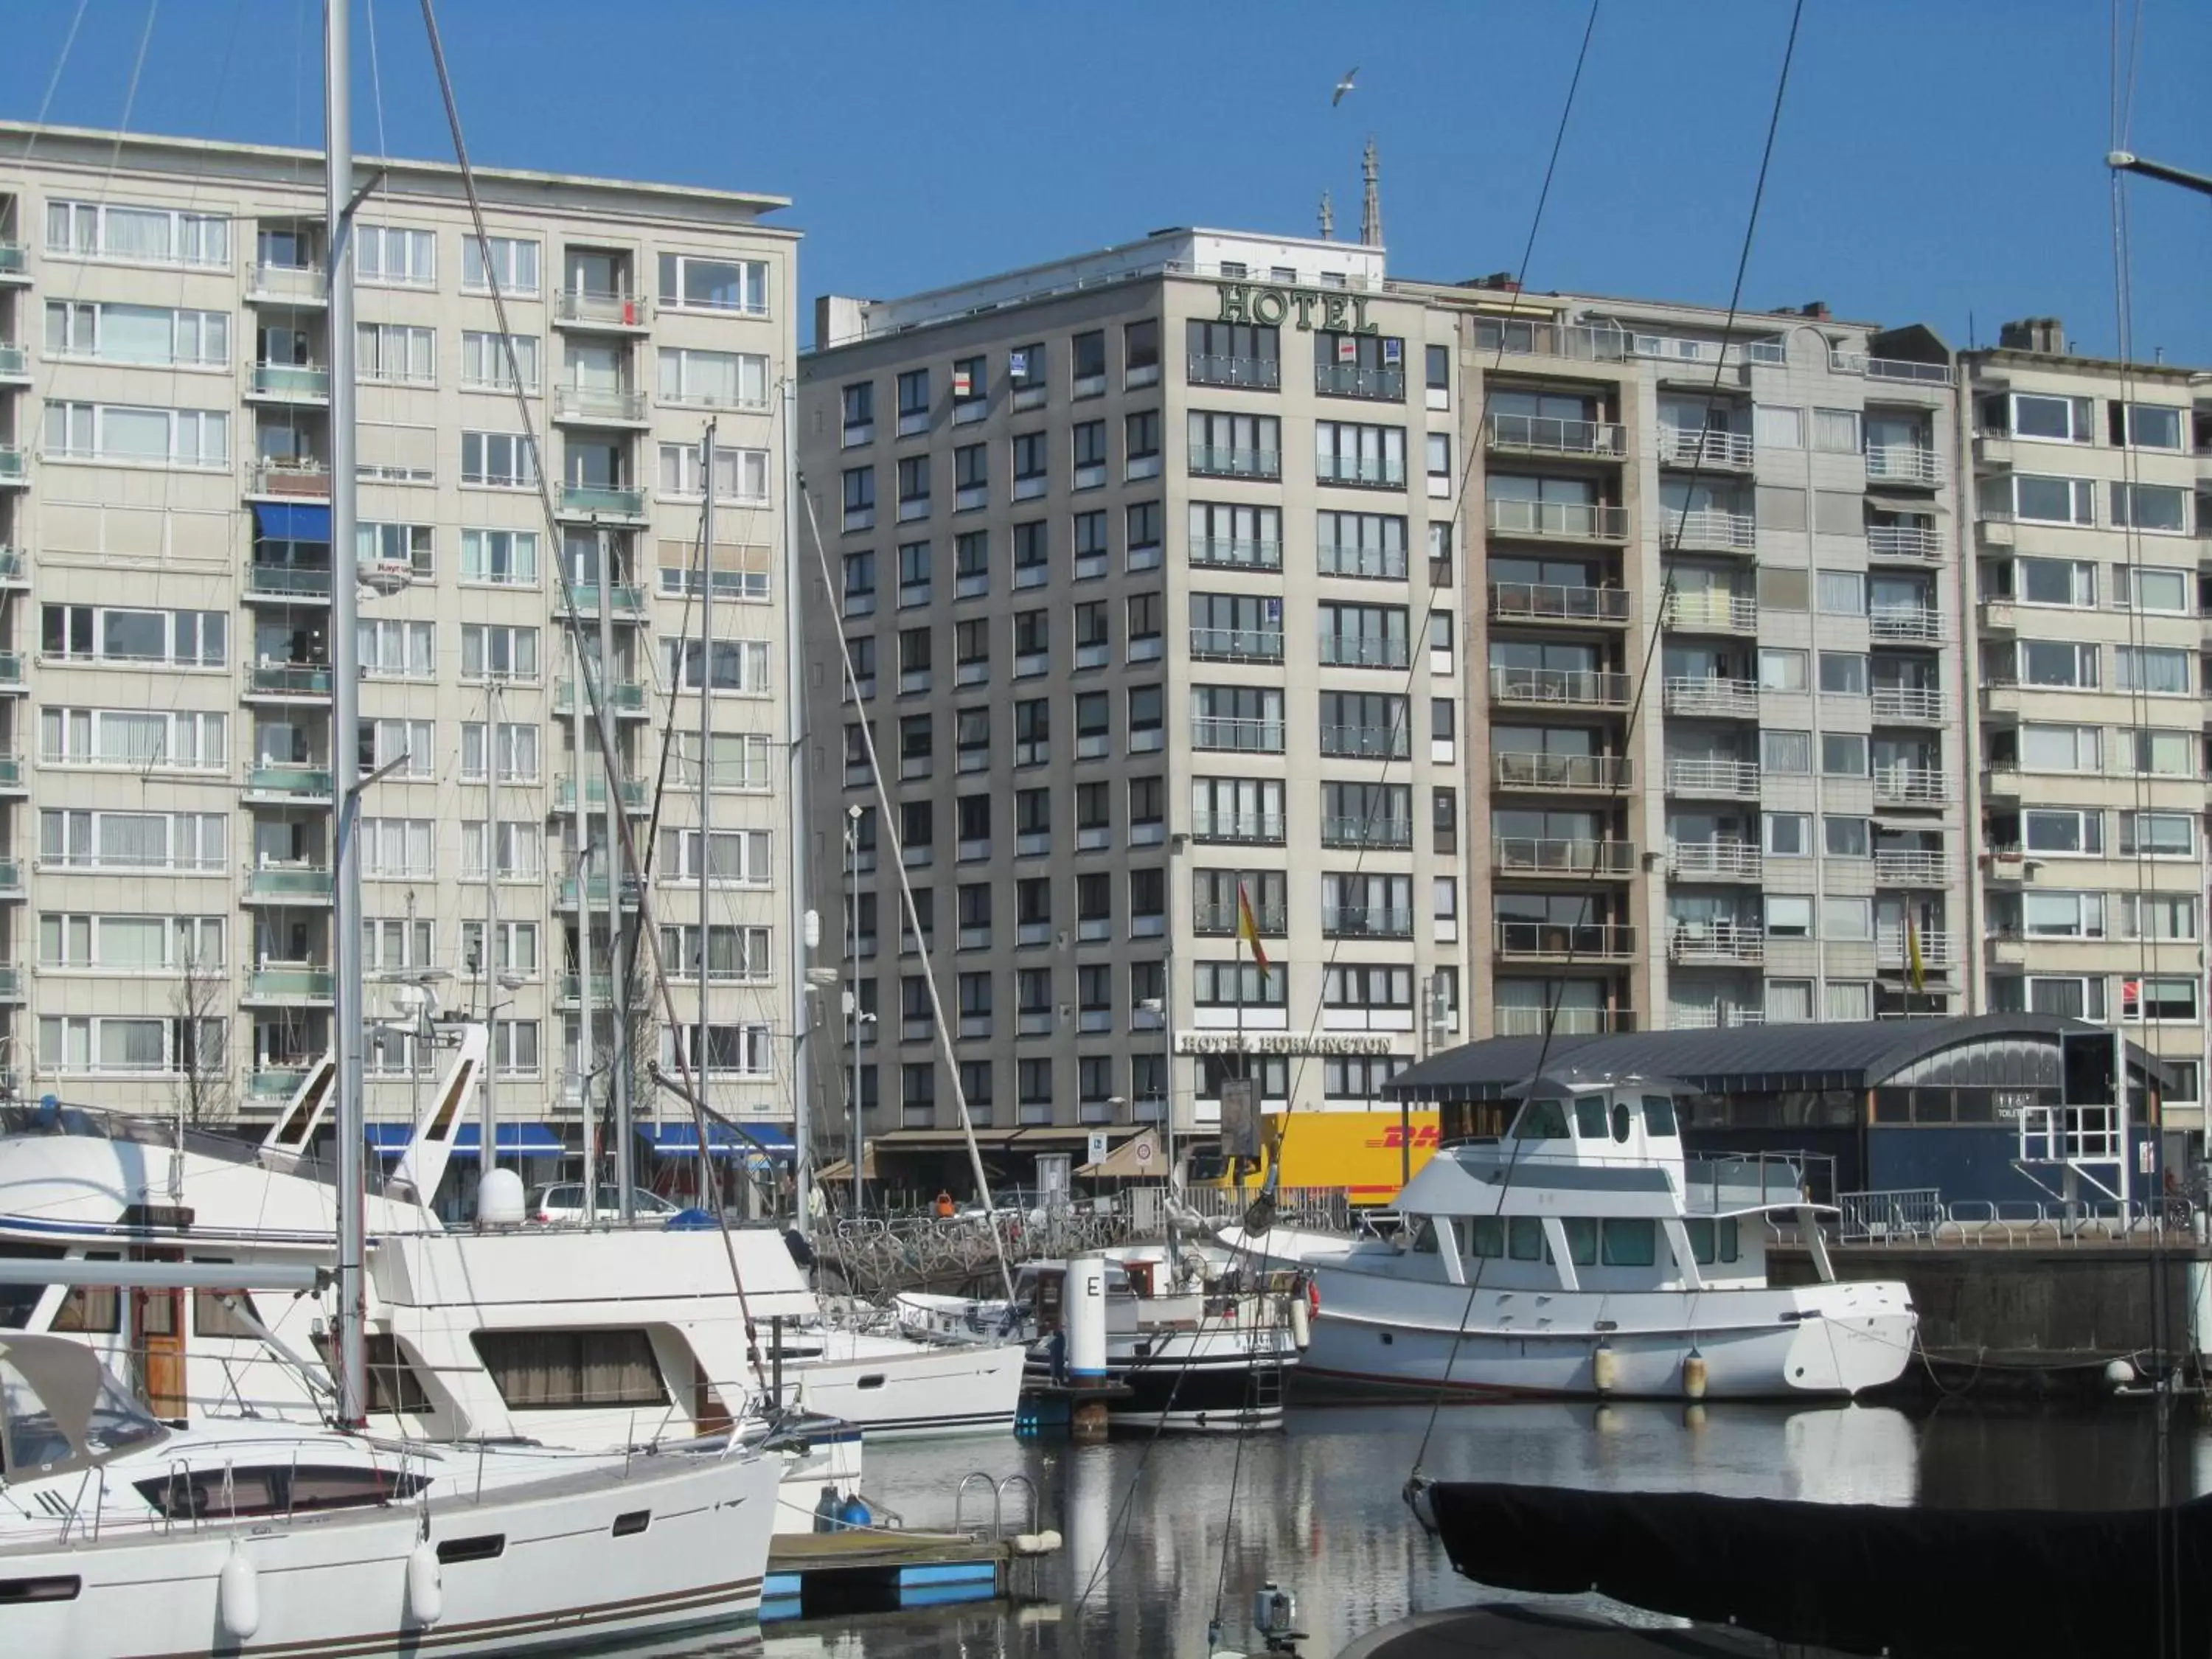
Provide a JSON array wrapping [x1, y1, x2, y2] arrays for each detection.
[[1906, 914, 1925, 993], [1237, 880, 1271, 981]]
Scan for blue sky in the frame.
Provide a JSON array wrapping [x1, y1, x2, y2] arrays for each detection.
[[6, 0, 2209, 358]]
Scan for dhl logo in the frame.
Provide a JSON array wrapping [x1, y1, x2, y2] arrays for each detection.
[[1364, 1125, 1440, 1150]]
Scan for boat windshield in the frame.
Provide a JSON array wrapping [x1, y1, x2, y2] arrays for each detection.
[[1509, 1099, 1570, 1141], [0, 1335, 167, 1483]]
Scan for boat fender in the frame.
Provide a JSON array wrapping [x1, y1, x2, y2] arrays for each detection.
[[1590, 1339, 1618, 1396], [813, 1484, 844, 1533], [406, 1538, 443, 1627], [1288, 1288, 1310, 1349], [1010, 1531, 1045, 1554], [1037, 1528, 1062, 1552], [838, 1495, 873, 1530], [1682, 1346, 1708, 1401], [218, 1545, 260, 1641]]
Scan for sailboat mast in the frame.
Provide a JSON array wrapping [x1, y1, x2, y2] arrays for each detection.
[[698, 425, 715, 1209], [324, 0, 368, 1430], [783, 372, 813, 1225]]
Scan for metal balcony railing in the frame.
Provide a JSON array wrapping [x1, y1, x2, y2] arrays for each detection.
[[1865, 445, 1946, 487], [1486, 498, 1629, 541], [1869, 605, 1942, 642], [1194, 901, 1288, 935], [1658, 427, 1755, 469], [1189, 538, 1283, 571], [1322, 905, 1414, 938], [1494, 1004, 1636, 1037], [1874, 849, 1947, 886], [1663, 676, 1760, 719], [1317, 454, 1407, 488], [1321, 815, 1413, 849], [1191, 716, 1284, 754], [1191, 810, 1286, 844], [1472, 318, 1629, 362], [1664, 757, 1761, 796], [250, 362, 330, 400], [555, 289, 650, 327], [1874, 766, 1950, 806], [1318, 723, 1410, 759], [1660, 508, 1756, 552], [1187, 353, 1280, 390], [1490, 838, 1638, 877], [1663, 590, 1759, 632], [1488, 413, 1626, 459], [1489, 582, 1630, 624], [1495, 920, 1636, 959], [1867, 524, 1941, 560], [1667, 922, 1765, 964], [554, 385, 649, 422], [1189, 445, 1281, 479], [1669, 839, 1761, 880], [1871, 684, 1944, 722], [1315, 363, 1404, 400], [1878, 927, 1954, 970], [1669, 1005, 1767, 1032], [1489, 666, 1631, 709], [1188, 626, 1285, 663], [1492, 751, 1632, 792], [1318, 633, 1411, 668], [1316, 542, 1408, 580], [1829, 350, 1954, 386]]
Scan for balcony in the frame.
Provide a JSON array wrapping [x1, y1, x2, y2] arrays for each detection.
[[1490, 838, 1638, 878], [1489, 666, 1631, 710], [554, 289, 651, 331], [243, 561, 333, 602], [1877, 926, 1954, 972], [1980, 767, 2021, 801], [1317, 455, 1406, 490], [1658, 428, 1754, 470], [1322, 905, 1414, 939], [1494, 1004, 1637, 1037], [1486, 499, 1629, 543], [1869, 605, 1942, 643], [246, 459, 331, 500], [0, 965, 20, 1003], [552, 386, 650, 427], [1669, 1004, 1766, 1031], [1667, 922, 1765, 965], [1664, 757, 1761, 799], [557, 484, 648, 524], [1871, 684, 1944, 723], [248, 1068, 314, 1099], [1187, 626, 1285, 664], [244, 765, 334, 804], [1492, 752, 1632, 793], [1873, 766, 1949, 807], [1194, 900, 1289, 936], [1321, 815, 1413, 849], [248, 262, 327, 307], [1662, 677, 1759, 720], [0, 448, 23, 489], [1495, 920, 1636, 961], [1187, 354, 1280, 391], [554, 677, 650, 717], [557, 973, 651, 1008], [1315, 363, 1404, 400], [1190, 810, 1285, 844], [1829, 350, 1954, 388], [0, 651, 25, 691], [1874, 849, 1947, 887], [0, 753, 24, 796], [243, 965, 335, 1004], [0, 241, 26, 282], [554, 775, 649, 813], [1190, 716, 1284, 754], [246, 662, 333, 700], [1318, 633, 1411, 669], [1489, 582, 1630, 627], [0, 856, 23, 897], [1983, 846, 2028, 884], [1668, 839, 1761, 881], [1486, 413, 1627, 461], [1867, 524, 1941, 562], [1317, 544, 1409, 582], [555, 582, 650, 620], [0, 548, 26, 588], [0, 344, 27, 385], [1189, 445, 1280, 480], [1659, 509, 1756, 554], [1986, 933, 2030, 970], [246, 864, 333, 902], [1318, 724, 1410, 760], [1189, 538, 1282, 572], [1865, 445, 1946, 488], [246, 362, 330, 404], [1662, 590, 1757, 634], [556, 873, 641, 911]]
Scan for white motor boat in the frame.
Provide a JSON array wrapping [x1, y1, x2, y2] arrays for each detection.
[[894, 1243, 1307, 1430], [0, 1332, 780, 1658], [1222, 1067, 1916, 1399]]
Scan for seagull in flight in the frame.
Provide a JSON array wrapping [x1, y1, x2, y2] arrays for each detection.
[[1332, 66, 1359, 106]]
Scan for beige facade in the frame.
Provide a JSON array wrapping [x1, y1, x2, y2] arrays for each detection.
[[0, 123, 801, 1146], [798, 232, 1972, 1155], [1962, 319, 2211, 1130]]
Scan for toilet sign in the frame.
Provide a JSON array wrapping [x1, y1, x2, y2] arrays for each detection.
[[1087, 1131, 1109, 1168]]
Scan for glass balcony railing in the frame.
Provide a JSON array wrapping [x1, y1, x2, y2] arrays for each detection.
[[559, 484, 647, 519], [554, 677, 648, 714], [245, 562, 334, 598], [0, 344, 27, 379], [246, 866, 334, 900], [557, 582, 650, 617], [555, 775, 648, 812], [246, 765, 335, 799], [249, 663, 333, 696], [247, 966, 335, 1000], [250, 362, 330, 400]]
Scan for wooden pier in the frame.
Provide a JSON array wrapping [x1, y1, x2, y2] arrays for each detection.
[[764, 1528, 1057, 1621]]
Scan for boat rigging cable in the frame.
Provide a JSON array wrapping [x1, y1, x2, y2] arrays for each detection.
[[1404, 0, 1807, 1486], [411, 0, 771, 1385], [799, 489, 1020, 1307]]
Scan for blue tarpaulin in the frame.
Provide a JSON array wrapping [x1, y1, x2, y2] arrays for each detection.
[[252, 502, 331, 543], [637, 1121, 793, 1161], [364, 1122, 563, 1158]]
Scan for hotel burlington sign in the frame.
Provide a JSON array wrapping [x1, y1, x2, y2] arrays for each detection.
[[1175, 1031, 1394, 1057], [1214, 281, 1377, 335]]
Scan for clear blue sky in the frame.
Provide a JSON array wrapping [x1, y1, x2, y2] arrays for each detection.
[[6, 0, 2208, 358]]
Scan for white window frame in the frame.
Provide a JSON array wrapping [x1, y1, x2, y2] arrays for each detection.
[[40, 707, 226, 772], [356, 223, 438, 288], [45, 199, 229, 268], [40, 810, 226, 874], [462, 234, 540, 296], [460, 331, 540, 393], [655, 347, 769, 410], [356, 321, 437, 386], [658, 442, 770, 504], [357, 619, 435, 681], [462, 624, 542, 683], [461, 431, 541, 490], [657, 253, 769, 316], [43, 402, 229, 470], [459, 528, 540, 587], [45, 300, 229, 369]]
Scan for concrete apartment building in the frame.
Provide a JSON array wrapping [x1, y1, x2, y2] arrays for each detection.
[[0, 123, 801, 1166], [796, 229, 1974, 1163], [1963, 318, 2211, 1133]]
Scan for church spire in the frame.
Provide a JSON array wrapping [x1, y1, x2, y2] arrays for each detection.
[[1359, 136, 1382, 248], [1318, 189, 1335, 240]]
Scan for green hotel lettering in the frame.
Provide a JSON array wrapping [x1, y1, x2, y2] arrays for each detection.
[[1215, 282, 1376, 335]]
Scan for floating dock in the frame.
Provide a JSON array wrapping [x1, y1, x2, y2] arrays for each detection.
[[763, 1528, 1056, 1621]]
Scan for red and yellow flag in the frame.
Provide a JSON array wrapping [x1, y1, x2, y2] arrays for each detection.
[[1236, 880, 1271, 981]]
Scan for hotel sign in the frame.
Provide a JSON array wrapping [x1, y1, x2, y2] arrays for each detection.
[[1215, 282, 1377, 335], [1175, 1031, 1394, 1057]]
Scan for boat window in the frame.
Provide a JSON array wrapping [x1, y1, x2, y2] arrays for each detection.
[[311, 1332, 434, 1415], [0, 1245, 63, 1329], [135, 1464, 426, 1520], [1601, 1218, 1657, 1267], [1610, 1103, 1631, 1143], [437, 1534, 507, 1565], [1643, 1096, 1678, 1137], [612, 1509, 651, 1537], [1685, 1217, 1742, 1265], [47, 1253, 120, 1336], [1572, 1099, 1607, 1138], [1462, 1216, 1503, 1259], [1512, 1099, 1570, 1140], [1506, 1217, 1545, 1262], [1560, 1217, 1598, 1266], [1408, 1217, 1439, 1254], [470, 1329, 667, 1411], [1, 1355, 73, 1475], [191, 1268, 262, 1339]]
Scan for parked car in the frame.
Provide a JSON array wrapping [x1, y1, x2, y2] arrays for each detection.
[[527, 1184, 684, 1225]]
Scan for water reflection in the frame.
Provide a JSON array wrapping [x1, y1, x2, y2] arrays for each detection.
[[602, 1400, 2192, 1659]]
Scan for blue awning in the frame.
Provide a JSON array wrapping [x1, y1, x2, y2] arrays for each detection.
[[638, 1121, 793, 1161], [364, 1123, 563, 1158], [253, 502, 331, 543]]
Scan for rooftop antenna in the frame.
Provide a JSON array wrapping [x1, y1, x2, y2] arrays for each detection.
[[1318, 189, 1335, 241], [1360, 136, 1382, 248]]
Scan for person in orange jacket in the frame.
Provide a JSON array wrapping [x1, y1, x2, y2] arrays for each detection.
[[934, 1189, 956, 1219]]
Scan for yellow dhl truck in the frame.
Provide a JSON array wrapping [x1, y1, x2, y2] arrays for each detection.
[[1183, 1109, 1440, 1208]]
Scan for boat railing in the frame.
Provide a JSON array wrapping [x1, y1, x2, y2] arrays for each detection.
[[1681, 1150, 1837, 1211]]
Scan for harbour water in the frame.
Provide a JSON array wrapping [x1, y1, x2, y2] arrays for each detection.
[[627, 1399, 2205, 1658]]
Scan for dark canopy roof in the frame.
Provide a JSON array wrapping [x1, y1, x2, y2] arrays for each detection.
[[1382, 1015, 2174, 1105]]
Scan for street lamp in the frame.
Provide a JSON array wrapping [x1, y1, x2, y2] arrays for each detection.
[[2107, 150, 2212, 200]]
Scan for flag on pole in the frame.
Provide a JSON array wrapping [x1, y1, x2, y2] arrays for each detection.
[[1906, 914, 1926, 992], [1236, 880, 1271, 981]]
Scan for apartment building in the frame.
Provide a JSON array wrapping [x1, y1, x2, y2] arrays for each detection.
[[1963, 317, 2211, 1132], [796, 230, 1972, 1162], [0, 123, 801, 1160]]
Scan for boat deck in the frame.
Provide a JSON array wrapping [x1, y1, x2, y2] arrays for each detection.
[[764, 1527, 1055, 1620]]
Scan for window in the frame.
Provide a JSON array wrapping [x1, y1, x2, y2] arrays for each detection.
[[1315, 510, 1406, 579], [44, 402, 229, 468], [1318, 689, 1408, 758], [2110, 482, 2188, 534], [843, 467, 875, 529], [1194, 960, 1286, 1010], [1761, 729, 1812, 774], [2011, 557, 2096, 608], [1824, 816, 1871, 858], [1072, 420, 1107, 488], [2123, 893, 2198, 942], [1189, 411, 1281, 476], [41, 606, 226, 668], [2121, 811, 2195, 858], [1186, 319, 1281, 386], [459, 529, 538, 586], [1818, 653, 1867, 696], [1765, 896, 1812, 938], [357, 321, 435, 384], [41, 708, 225, 771], [1314, 420, 1407, 486], [2017, 891, 2106, 939], [1757, 648, 1806, 691], [356, 224, 437, 286], [358, 619, 434, 680], [1763, 813, 1809, 857], [1820, 733, 1868, 776], [1009, 343, 1046, 400], [658, 347, 767, 409], [358, 818, 434, 877], [460, 331, 539, 392], [2017, 641, 2098, 689], [1811, 408, 1863, 453], [40, 1016, 216, 1077], [1990, 392, 2094, 443], [2125, 978, 2199, 1023], [658, 827, 772, 884], [953, 355, 986, 408], [897, 458, 931, 519], [897, 369, 930, 433], [2020, 723, 2100, 772], [1193, 685, 1285, 753], [663, 1022, 772, 1076], [462, 624, 540, 681], [47, 198, 229, 267], [1820, 897, 1871, 940], [41, 810, 225, 873], [1753, 404, 1803, 449], [2116, 647, 2188, 695], [358, 717, 434, 780], [1124, 319, 1161, 386], [40, 914, 223, 971], [461, 821, 542, 881], [2023, 809, 2102, 855], [2115, 564, 2190, 613], [659, 442, 769, 502], [955, 443, 987, 510], [46, 300, 229, 367], [461, 431, 540, 489], [660, 637, 772, 695], [2110, 401, 2183, 451], [657, 253, 767, 314], [1996, 474, 2097, 525], [1425, 344, 1450, 402], [462, 234, 538, 295], [1071, 330, 1106, 394], [1013, 521, 1049, 581], [1014, 697, 1050, 765], [459, 721, 539, 784], [1325, 1057, 1413, 1102], [1815, 571, 1866, 616], [1012, 431, 1048, 493]]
